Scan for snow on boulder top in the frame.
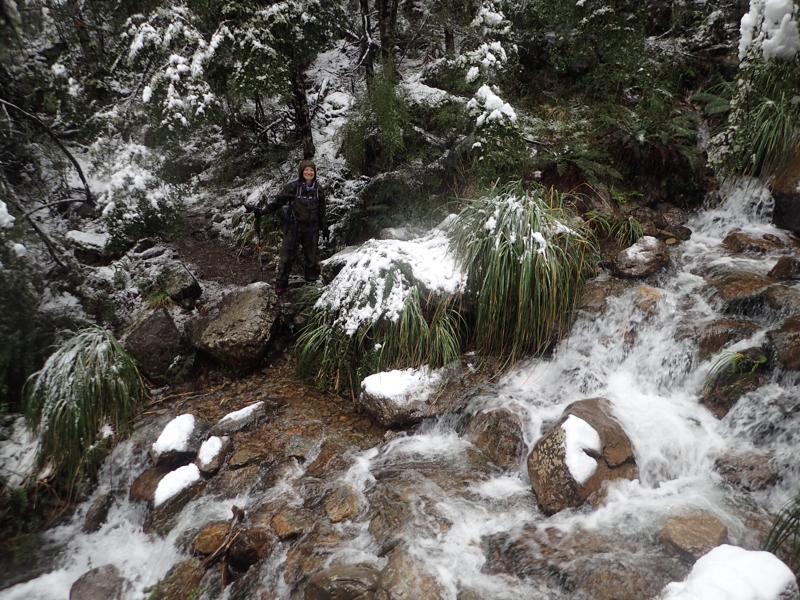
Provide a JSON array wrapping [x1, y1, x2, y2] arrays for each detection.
[[153, 464, 201, 507], [218, 401, 263, 425], [0, 200, 14, 229], [152, 414, 196, 455], [620, 235, 661, 261], [660, 544, 796, 600], [561, 415, 601, 485], [318, 230, 466, 336], [361, 367, 444, 406], [65, 230, 110, 249], [198, 436, 224, 467]]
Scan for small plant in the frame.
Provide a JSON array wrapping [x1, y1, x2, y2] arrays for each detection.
[[703, 350, 769, 393], [764, 492, 800, 576], [24, 326, 146, 488], [583, 210, 643, 247], [450, 181, 597, 360], [145, 291, 175, 310]]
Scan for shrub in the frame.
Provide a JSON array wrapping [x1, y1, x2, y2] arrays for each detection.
[[765, 492, 800, 576], [450, 181, 597, 360], [24, 326, 145, 488]]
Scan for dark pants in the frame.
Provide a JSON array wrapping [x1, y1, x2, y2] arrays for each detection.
[[277, 225, 319, 287]]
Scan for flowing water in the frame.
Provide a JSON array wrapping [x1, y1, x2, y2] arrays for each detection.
[[2, 178, 798, 599]]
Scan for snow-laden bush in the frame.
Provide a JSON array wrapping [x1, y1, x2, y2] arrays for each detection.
[[450, 182, 597, 359], [297, 227, 466, 393], [91, 139, 179, 251], [710, 1, 800, 178], [24, 326, 145, 487]]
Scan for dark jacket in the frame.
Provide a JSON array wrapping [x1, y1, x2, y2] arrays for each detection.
[[269, 179, 327, 232]]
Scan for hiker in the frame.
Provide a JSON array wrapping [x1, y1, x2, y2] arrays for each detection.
[[246, 160, 328, 295]]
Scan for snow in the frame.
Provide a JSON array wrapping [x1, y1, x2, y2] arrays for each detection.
[[152, 414, 196, 455], [12, 243, 27, 257], [401, 73, 460, 109], [561, 415, 601, 485], [153, 464, 201, 507], [621, 235, 660, 261], [198, 436, 224, 466], [217, 401, 263, 425], [661, 545, 797, 600], [361, 366, 444, 406], [0, 200, 15, 229], [739, 0, 800, 60], [318, 229, 467, 336], [468, 85, 517, 127], [66, 229, 110, 249], [0, 417, 38, 487]]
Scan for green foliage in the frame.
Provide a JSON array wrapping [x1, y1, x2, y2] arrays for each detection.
[[342, 66, 409, 174], [450, 181, 597, 360], [765, 492, 800, 576], [144, 291, 175, 310], [583, 210, 643, 247], [470, 121, 534, 186], [704, 350, 769, 393], [24, 327, 145, 488]]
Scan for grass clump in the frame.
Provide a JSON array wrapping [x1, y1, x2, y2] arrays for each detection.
[[583, 210, 643, 247], [765, 492, 800, 576], [24, 326, 145, 488], [450, 181, 597, 360]]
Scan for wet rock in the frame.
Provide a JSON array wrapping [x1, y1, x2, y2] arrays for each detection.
[[205, 463, 262, 497], [576, 561, 673, 600], [196, 435, 231, 475], [324, 484, 360, 523], [228, 435, 272, 468], [285, 435, 317, 462], [660, 512, 729, 561], [305, 440, 354, 478], [150, 415, 208, 469], [763, 285, 800, 317], [304, 565, 381, 600], [69, 564, 129, 600], [82, 492, 114, 533], [124, 309, 187, 383], [283, 524, 344, 589], [130, 465, 172, 503], [579, 277, 631, 314], [154, 261, 202, 308], [464, 408, 526, 470], [144, 479, 205, 536], [697, 318, 760, 360], [357, 370, 444, 428], [209, 400, 268, 436], [634, 285, 664, 317], [377, 546, 445, 600], [772, 188, 800, 234], [191, 282, 278, 371], [665, 225, 692, 242], [723, 230, 785, 254], [701, 346, 770, 418], [769, 256, 800, 280], [613, 236, 669, 278], [193, 521, 229, 555], [148, 558, 205, 600], [229, 527, 274, 571], [767, 315, 800, 372], [271, 507, 315, 540], [704, 270, 774, 313], [527, 398, 638, 515], [715, 451, 780, 491]]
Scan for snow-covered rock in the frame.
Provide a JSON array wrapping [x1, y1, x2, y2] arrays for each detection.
[[150, 414, 205, 467], [357, 367, 446, 427], [613, 236, 669, 278], [210, 401, 266, 436]]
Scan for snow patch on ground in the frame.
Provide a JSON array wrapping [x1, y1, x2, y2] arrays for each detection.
[[561, 415, 601, 485], [361, 366, 445, 406], [661, 544, 797, 600]]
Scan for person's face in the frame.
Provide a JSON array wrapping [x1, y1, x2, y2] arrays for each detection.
[[303, 167, 315, 183]]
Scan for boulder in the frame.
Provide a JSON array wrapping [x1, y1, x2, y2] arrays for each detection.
[[158, 261, 202, 308], [697, 318, 760, 360], [124, 309, 188, 383], [464, 408, 526, 470], [715, 451, 780, 491], [65, 230, 112, 264], [323, 484, 360, 523], [191, 282, 278, 370], [82, 492, 114, 533], [228, 527, 274, 571], [271, 507, 315, 540], [205, 463, 262, 497], [144, 477, 205, 536], [196, 435, 231, 475], [722, 230, 785, 254], [283, 524, 345, 589], [210, 401, 268, 436], [69, 564, 129, 600], [130, 465, 172, 503], [773, 189, 800, 234], [634, 285, 664, 317], [148, 559, 205, 600], [357, 367, 446, 428], [150, 414, 208, 469], [769, 256, 800, 280], [660, 512, 729, 561], [767, 315, 800, 372], [701, 346, 770, 418], [304, 565, 381, 600], [377, 546, 445, 600], [704, 270, 774, 313], [613, 236, 669, 278], [527, 398, 638, 515], [193, 521, 230, 555], [579, 277, 630, 314], [763, 285, 800, 317]]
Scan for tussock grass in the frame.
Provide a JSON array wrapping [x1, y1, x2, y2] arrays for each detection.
[[24, 326, 145, 486], [583, 210, 643, 247], [450, 181, 597, 360], [703, 349, 768, 393], [765, 492, 800, 576]]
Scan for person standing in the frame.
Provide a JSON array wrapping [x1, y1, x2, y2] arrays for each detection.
[[249, 160, 328, 295]]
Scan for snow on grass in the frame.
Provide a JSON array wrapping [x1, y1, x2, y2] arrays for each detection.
[[198, 436, 224, 466], [361, 366, 444, 406], [218, 401, 263, 426], [660, 544, 797, 600], [319, 228, 466, 336], [153, 464, 201, 507], [152, 414, 195, 455], [561, 415, 601, 485]]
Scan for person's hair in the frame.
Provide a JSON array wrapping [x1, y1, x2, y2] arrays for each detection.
[[298, 160, 317, 180]]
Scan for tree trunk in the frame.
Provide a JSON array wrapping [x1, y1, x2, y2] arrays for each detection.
[[444, 28, 455, 57], [290, 61, 315, 159], [377, 0, 399, 62], [359, 0, 376, 87]]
